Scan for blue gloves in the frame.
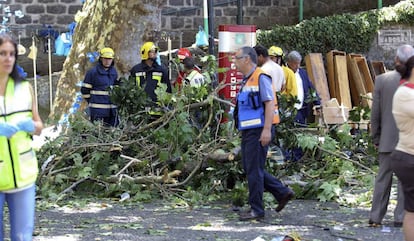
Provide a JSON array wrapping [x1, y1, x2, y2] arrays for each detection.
[[16, 118, 35, 133], [0, 122, 19, 138]]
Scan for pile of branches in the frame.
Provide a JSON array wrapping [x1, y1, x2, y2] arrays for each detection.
[[36, 66, 378, 206], [37, 74, 245, 202]]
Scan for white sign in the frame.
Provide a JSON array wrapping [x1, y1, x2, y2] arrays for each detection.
[[378, 29, 412, 46]]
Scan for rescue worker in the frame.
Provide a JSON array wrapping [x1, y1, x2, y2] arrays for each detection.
[[175, 47, 192, 88], [182, 57, 205, 88], [0, 33, 44, 241], [268, 46, 298, 97], [81, 47, 119, 127], [233, 46, 294, 221], [130, 41, 171, 102], [254, 45, 285, 92]]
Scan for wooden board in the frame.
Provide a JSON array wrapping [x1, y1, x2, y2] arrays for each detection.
[[334, 55, 352, 108], [347, 54, 368, 107], [346, 54, 362, 106], [369, 61, 386, 82], [326, 50, 346, 99], [355, 56, 374, 93], [304, 53, 330, 105]]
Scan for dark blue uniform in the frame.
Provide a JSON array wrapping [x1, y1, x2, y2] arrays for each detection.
[[81, 62, 119, 126], [130, 61, 171, 102]]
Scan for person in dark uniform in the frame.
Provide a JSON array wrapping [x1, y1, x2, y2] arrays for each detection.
[[130, 41, 171, 102], [81, 47, 119, 127]]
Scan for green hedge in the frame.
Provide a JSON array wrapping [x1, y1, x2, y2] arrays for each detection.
[[257, 0, 414, 56]]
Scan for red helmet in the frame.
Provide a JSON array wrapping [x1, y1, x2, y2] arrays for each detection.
[[177, 48, 192, 60]]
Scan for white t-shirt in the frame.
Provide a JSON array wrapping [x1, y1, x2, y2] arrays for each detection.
[[294, 71, 304, 109], [260, 60, 285, 92], [393, 85, 414, 155]]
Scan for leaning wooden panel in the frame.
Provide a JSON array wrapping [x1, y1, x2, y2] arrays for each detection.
[[305, 53, 330, 105], [355, 56, 374, 93], [369, 61, 386, 82], [347, 54, 368, 106], [326, 50, 346, 99], [334, 55, 352, 108], [346, 54, 362, 106]]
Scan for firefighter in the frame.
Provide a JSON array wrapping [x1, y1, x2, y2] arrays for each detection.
[[174, 47, 192, 88], [130, 41, 171, 102], [81, 47, 120, 127], [268, 46, 298, 97]]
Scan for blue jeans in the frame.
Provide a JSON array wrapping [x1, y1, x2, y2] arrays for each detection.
[[0, 185, 36, 241], [241, 127, 291, 216]]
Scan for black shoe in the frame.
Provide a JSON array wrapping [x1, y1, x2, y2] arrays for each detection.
[[368, 219, 381, 227], [394, 221, 403, 228], [276, 191, 294, 212], [239, 210, 264, 221]]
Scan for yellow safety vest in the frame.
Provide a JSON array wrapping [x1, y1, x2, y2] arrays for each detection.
[[0, 78, 38, 191]]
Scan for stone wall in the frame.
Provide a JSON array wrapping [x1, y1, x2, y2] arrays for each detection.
[[5, 0, 82, 35], [162, 0, 400, 48], [2, 0, 400, 48]]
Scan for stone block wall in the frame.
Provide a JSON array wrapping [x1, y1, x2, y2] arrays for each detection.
[[161, 0, 400, 48], [5, 0, 82, 35], [1, 0, 400, 48]]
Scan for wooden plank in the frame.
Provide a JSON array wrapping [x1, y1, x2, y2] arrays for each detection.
[[346, 54, 362, 106], [355, 56, 374, 93], [334, 55, 352, 108], [304, 53, 330, 105], [326, 50, 346, 99], [369, 61, 386, 82], [347, 54, 368, 107]]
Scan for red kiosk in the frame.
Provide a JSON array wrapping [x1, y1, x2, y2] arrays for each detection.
[[218, 25, 257, 122]]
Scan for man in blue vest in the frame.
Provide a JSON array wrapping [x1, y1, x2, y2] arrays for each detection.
[[233, 46, 294, 221]]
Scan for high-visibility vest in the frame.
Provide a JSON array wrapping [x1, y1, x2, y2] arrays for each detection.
[[0, 78, 38, 191], [243, 68, 280, 125]]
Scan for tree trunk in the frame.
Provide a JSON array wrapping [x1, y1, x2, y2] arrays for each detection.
[[50, 0, 164, 121]]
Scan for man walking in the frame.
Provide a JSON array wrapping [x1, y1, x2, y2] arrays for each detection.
[[233, 46, 294, 221], [369, 44, 414, 227]]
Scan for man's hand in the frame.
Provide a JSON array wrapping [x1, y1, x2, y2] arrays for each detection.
[[259, 128, 272, 146]]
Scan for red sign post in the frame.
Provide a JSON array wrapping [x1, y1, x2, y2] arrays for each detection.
[[218, 25, 256, 122]]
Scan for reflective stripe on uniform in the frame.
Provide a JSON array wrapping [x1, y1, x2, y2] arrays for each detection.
[[135, 72, 145, 86], [153, 72, 163, 77], [89, 103, 117, 109], [82, 83, 93, 88], [135, 72, 145, 77], [82, 94, 90, 99], [153, 71, 162, 83], [90, 90, 109, 95]]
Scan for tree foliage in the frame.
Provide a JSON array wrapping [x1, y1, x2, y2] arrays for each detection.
[[257, 0, 414, 56]]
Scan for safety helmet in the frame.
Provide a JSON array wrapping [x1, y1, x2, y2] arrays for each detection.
[[100, 47, 115, 59], [177, 48, 192, 60], [268, 46, 284, 57], [140, 41, 159, 60]]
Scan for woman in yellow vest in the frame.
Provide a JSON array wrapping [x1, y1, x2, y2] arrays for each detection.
[[0, 33, 43, 241]]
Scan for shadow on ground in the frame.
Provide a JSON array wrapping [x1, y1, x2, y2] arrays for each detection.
[[23, 199, 404, 241]]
